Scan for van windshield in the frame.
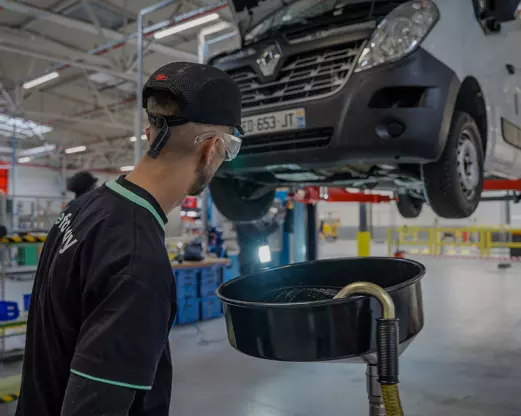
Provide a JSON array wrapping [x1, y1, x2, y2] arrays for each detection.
[[244, 0, 380, 42]]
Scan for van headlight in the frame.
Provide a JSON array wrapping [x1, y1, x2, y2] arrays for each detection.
[[355, 0, 439, 72]]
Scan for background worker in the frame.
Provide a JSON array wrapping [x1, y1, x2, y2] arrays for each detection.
[[15, 62, 243, 416], [66, 171, 98, 202]]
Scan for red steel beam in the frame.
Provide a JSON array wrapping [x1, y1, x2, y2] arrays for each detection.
[[287, 180, 521, 204], [290, 187, 394, 204], [483, 179, 521, 191]]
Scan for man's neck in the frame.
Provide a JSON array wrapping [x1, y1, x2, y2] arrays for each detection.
[[125, 162, 192, 214]]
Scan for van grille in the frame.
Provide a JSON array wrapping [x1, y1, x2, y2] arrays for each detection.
[[228, 42, 363, 110], [241, 128, 333, 155]]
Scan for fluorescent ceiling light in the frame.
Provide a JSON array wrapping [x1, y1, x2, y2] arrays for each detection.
[[23, 72, 60, 90], [19, 144, 56, 157], [129, 134, 147, 142], [65, 145, 87, 154], [18, 157, 32, 163], [200, 21, 232, 37], [120, 165, 134, 172], [0, 114, 53, 139], [153, 13, 220, 39]]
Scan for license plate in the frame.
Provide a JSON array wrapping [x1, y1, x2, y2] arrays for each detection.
[[241, 108, 306, 136]]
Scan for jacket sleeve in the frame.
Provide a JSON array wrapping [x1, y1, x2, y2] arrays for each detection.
[[61, 372, 136, 416]]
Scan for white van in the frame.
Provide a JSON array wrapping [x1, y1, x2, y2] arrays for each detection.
[[209, 0, 521, 221]]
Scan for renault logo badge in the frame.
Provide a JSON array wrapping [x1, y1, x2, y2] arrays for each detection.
[[257, 45, 281, 76]]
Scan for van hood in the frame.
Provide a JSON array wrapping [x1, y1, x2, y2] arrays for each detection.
[[228, 0, 394, 42], [228, 0, 289, 37]]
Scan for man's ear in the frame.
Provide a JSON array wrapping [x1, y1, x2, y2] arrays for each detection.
[[199, 136, 220, 167], [145, 127, 152, 144]]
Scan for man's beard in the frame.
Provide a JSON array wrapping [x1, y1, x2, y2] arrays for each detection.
[[188, 164, 214, 196]]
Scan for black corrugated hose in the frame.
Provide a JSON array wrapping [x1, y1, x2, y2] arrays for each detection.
[[377, 318, 403, 416]]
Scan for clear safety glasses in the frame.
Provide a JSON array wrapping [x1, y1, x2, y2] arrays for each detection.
[[194, 132, 242, 161]]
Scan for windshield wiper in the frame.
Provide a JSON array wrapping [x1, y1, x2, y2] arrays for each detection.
[[267, 17, 309, 38]]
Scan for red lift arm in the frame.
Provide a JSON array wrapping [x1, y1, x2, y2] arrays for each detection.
[[483, 179, 521, 191], [288, 179, 520, 205], [290, 187, 394, 204]]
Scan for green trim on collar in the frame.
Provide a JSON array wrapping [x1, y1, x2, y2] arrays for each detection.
[[106, 180, 166, 230], [71, 369, 152, 391]]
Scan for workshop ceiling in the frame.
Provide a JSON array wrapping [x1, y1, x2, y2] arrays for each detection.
[[0, 0, 240, 171]]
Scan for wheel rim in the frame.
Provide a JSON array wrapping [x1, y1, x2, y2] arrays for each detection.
[[457, 129, 480, 200]]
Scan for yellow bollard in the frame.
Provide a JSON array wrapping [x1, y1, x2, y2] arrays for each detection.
[[358, 231, 371, 257], [479, 229, 485, 257]]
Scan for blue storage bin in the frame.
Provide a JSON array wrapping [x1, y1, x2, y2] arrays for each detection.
[[0, 301, 20, 321], [175, 268, 199, 300], [200, 265, 219, 281], [199, 279, 218, 297], [176, 298, 201, 325], [200, 296, 222, 321], [199, 265, 220, 297]]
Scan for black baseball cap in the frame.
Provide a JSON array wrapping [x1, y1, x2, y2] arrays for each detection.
[[143, 62, 243, 134]]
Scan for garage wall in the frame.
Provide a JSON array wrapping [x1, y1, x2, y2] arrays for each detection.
[[318, 199, 508, 240], [318, 199, 504, 226], [508, 203, 521, 226], [5, 165, 184, 235], [9, 166, 64, 197], [8, 165, 119, 197]]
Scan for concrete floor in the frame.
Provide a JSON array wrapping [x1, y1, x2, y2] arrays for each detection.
[[3, 241, 521, 415]]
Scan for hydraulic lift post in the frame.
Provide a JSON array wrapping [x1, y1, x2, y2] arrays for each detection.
[[358, 203, 371, 257], [306, 203, 318, 261]]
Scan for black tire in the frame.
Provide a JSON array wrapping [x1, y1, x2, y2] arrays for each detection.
[[210, 177, 275, 222], [421, 111, 484, 219], [396, 193, 423, 219]]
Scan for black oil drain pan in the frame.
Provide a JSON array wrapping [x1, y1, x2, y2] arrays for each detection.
[[217, 257, 425, 362]]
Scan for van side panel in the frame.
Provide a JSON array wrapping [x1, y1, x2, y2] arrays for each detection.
[[423, 0, 516, 177]]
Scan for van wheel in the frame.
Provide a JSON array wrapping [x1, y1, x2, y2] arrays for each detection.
[[396, 193, 423, 219], [422, 111, 484, 218], [210, 177, 275, 222]]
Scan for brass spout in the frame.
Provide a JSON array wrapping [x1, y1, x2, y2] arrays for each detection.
[[333, 281, 396, 319]]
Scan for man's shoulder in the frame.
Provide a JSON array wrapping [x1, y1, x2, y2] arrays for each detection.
[[72, 185, 158, 229], [63, 185, 168, 265]]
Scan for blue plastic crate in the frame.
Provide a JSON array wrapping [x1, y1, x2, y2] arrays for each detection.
[[199, 265, 221, 297], [176, 298, 201, 325], [200, 296, 222, 321], [200, 265, 219, 281], [199, 275, 218, 298], [175, 268, 199, 300], [199, 280, 218, 297]]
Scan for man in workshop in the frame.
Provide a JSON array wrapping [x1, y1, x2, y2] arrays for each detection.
[[15, 62, 243, 416], [66, 171, 98, 204]]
